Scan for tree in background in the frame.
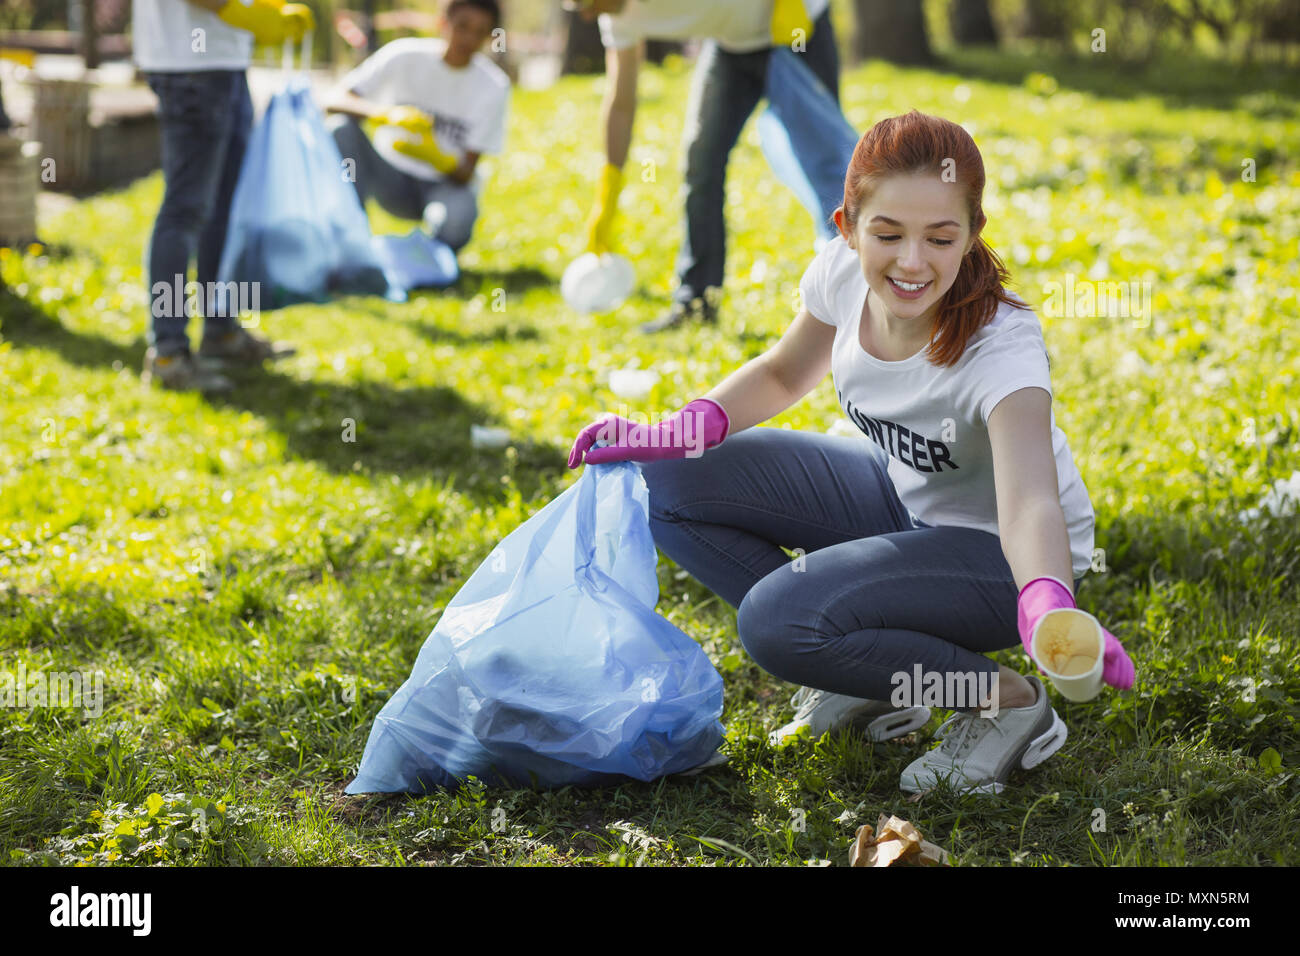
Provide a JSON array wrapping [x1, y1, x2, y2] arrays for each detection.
[[949, 0, 997, 46], [560, 7, 602, 74], [559, 4, 684, 76], [853, 0, 933, 64]]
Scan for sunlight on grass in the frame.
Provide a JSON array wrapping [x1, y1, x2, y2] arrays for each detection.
[[1, 52, 1297, 866]]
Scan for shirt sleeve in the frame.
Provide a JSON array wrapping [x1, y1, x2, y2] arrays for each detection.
[[341, 39, 407, 97], [469, 86, 508, 155], [598, 12, 639, 49], [976, 312, 1054, 425], [797, 244, 837, 326]]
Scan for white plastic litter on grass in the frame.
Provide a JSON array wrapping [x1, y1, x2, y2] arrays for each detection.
[[470, 425, 511, 449], [561, 252, 635, 313], [1238, 470, 1300, 522], [608, 367, 659, 398]]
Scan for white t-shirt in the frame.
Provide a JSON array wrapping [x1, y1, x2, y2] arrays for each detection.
[[799, 236, 1095, 578], [132, 0, 253, 72], [599, 0, 829, 54], [341, 37, 510, 189]]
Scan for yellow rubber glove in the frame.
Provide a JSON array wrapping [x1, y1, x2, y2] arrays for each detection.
[[770, 0, 813, 46], [374, 105, 434, 135], [280, 4, 315, 41], [583, 163, 623, 255], [218, 0, 315, 45], [390, 126, 460, 176]]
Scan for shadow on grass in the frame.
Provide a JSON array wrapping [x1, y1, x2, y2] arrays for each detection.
[[400, 315, 542, 347], [453, 266, 555, 297], [0, 286, 566, 502], [211, 363, 565, 502], [0, 285, 141, 369]]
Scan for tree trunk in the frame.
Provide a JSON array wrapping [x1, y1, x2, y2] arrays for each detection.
[[949, 0, 998, 46], [80, 0, 99, 70], [561, 10, 605, 75], [1015, 0, 1070, 42], [852, 0, 933, 65]]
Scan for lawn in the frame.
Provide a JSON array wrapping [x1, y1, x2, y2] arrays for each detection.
[[1, 48, 1298, 866]]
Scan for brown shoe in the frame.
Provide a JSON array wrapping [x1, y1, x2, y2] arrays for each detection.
[[197, 326, 296, 367], [142, 348, 233, 393]]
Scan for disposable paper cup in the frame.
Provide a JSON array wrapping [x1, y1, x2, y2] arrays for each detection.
[[1031, 607, 1104, 702]]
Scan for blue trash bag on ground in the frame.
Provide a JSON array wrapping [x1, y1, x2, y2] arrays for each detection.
[[759, 46, 860, 244], [218, 72, 401, 308], [345, 458, 725, 794], [370, 228, 459, 291]]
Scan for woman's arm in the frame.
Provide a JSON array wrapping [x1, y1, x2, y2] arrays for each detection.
[[323, 88, 386, 120], [701, 310, 835, 435], [988, 386, 1076, 595], [603, 42, 640, 168]]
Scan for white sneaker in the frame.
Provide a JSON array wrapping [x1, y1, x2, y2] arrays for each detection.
[[422, 201, 448, 237], [899, 675, 1067, 795], [768, 686, 931, 746]]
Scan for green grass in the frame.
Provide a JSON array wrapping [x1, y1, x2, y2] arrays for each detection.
[[2, 51, 1298, 866]]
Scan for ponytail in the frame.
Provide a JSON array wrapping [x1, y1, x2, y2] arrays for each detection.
[[924, 234, 1019, 368]]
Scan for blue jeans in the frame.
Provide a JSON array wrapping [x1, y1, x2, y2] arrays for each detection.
[[640, 428, 1087, 708], [144, 70, 253, 355], [673, 9, 840, 309], [326, 114, 479, 251]]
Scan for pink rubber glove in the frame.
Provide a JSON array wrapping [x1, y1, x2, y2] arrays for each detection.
[[567, 398, 730, 468], [1017, 576, 1135, 690], [1016, 576, 1076, 657], [1099, 624, 1135, 690]]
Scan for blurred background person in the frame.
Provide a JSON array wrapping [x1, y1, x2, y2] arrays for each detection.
[[576, 0, 838, 333], [324, 0, 509, 253], [133, 0, 312, 392]]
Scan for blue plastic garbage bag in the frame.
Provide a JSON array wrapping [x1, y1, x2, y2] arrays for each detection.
[[370, 229, 459, 292], [759, 46, 859, 243], [346, 459, 725, 794], [217, 77, 402, 308]]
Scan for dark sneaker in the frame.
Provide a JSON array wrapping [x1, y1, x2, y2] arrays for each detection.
[[142, 348, 233, 393], [197, 326, 296, 367], [639, 295, 718, 333]]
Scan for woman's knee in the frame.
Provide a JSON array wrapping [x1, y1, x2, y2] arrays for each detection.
[[736, 566, 807, 673]]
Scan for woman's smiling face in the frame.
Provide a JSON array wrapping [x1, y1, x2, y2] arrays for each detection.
[[834, 172, 977, 340]]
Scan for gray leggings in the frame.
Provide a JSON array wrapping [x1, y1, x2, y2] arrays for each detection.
[[639, 427, 1086, 708], [326, 113, 478, 251]]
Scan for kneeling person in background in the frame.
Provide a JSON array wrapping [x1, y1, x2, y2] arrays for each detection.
[[324, 0, 509, 252]]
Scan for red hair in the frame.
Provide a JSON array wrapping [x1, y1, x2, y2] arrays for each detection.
[[837, 110, 1020, 368]]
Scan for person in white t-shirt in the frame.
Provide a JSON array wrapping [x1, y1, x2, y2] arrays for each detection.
[[571, 0, 837, 332], [134, 0, 312, 392], [567, 110, 1136, 796], [323, 0, 509, 253]]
